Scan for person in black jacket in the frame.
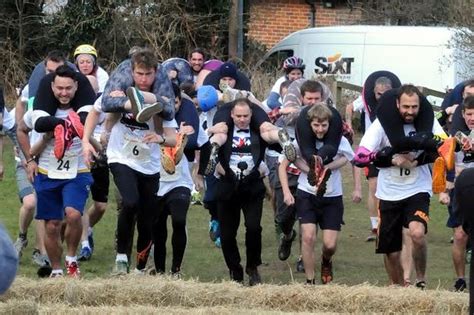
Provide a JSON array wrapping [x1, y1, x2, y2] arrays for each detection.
[[213, 98, 268, 286]]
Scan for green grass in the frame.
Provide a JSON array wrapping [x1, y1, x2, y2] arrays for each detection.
[[0, 138, 459, 289]]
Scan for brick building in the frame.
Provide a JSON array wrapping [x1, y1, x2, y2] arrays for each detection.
[[247, 0, 362, 49]]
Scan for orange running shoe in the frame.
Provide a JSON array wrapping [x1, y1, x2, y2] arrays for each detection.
[[67, 111, 84, 139], [307, 155, 321, 186], [321, 259, 333, 284], [437, 137, 455, 171], [316, 167, 332, 197], [161, 146, 176, 174], [432, 157, 446, 194], [173, 133, 188, 165], [54, 123, 73, 160]]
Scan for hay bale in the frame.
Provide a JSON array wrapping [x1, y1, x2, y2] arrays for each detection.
[[1, 277, 468, 314], [18, 304, 313, 314]]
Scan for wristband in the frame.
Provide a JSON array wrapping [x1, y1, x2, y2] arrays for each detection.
[[26, 157, 36, 164]]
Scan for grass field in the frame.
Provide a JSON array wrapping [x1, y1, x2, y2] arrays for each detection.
[[0, 137, 466, 290]]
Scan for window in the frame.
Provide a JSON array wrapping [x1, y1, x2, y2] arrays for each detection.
[[259, 49, 294, 74]]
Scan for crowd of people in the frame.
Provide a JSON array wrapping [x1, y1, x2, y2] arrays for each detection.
[[0, 45, 473, 295]]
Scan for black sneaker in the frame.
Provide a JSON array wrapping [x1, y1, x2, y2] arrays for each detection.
[[205, 143, 220, 175], [37, 261, 52, 278], [229, 265, 244, 283], [278, 229, 296, 261], [296, 256, 305, 273], [454, 278, 467, 292], [415, 280, 426, 290], [246, 266, 262, 286]]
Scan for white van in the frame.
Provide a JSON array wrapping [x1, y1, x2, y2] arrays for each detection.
[[257, 26, 470, 95]]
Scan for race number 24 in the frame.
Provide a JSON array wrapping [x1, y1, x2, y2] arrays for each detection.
[[57, 159, 70, 171]]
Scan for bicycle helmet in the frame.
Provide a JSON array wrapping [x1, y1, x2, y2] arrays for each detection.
[[74, 44, 97, 59], [283, 56, 305, 72]]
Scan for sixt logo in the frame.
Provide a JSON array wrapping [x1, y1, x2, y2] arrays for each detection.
[[314, 53, 354, 75]]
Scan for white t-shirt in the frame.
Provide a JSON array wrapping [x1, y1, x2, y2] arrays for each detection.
[[205, 107, 217, 129], [359, 118, 445, 201], [20, 85, 29, 102], [158, 115, 208, 194], [3, 108, 15, 131], [352, 95, 372, 130], [107, 114, 178, 175], [34, 108, 88, 178], [22, 110, 42, 147], [271, 76, 286, 94], [196, 123, 209, 147], [91, 96, 106, 141], [96, 67, 109, 93], [296, 137, 354, 197], [158, 157, 193, 196], [229, 127, 255, 177], [266, 76, 286, 105]]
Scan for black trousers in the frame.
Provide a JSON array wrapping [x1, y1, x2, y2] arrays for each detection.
[[217, 182, 264, 272], [153, 187, 191, 273], [109, 163, 160, 260]]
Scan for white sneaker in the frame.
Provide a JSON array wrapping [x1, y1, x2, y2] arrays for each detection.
[[133, 268, 146, 276], [14, 237, 28, 258], [136, 102, 164, 123], [126, 87, 144, 116]]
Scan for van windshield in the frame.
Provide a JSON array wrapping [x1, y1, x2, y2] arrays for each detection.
[[260, 49, 294, 74]]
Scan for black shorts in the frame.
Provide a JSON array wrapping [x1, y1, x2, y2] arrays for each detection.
[[90, 164, 110, 203], [453, 168, 474, 234], [265, 154, 280, 189], [274, 174, 298, 223], [295, 189, 344, 231], [376, 192, 430, 254], [364, 164, 379, 179]]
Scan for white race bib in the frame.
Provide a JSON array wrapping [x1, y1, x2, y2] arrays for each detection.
[[122, 137, 151, 162], [47, 152, 79, 179], [390, 167, 418, 184]]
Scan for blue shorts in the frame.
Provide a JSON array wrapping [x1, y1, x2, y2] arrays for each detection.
[[15, 162, 34, 202], [446, 190, 461, 228], [34, 173, 93, 221], [203, 174, 218, 203], [295, 189, 344, 231]]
